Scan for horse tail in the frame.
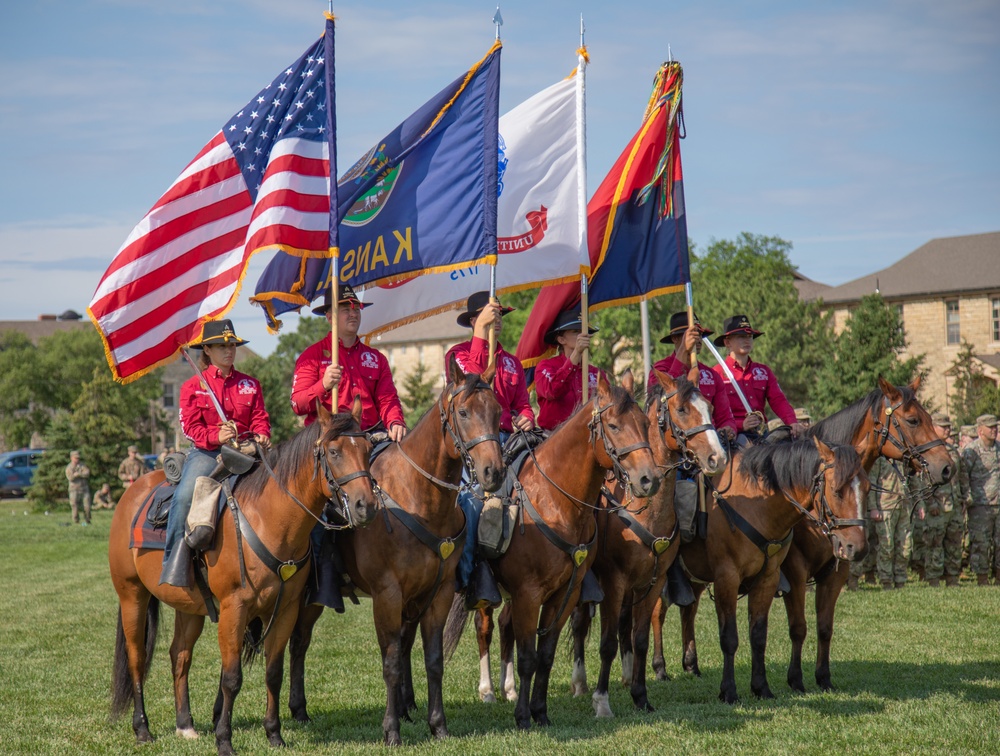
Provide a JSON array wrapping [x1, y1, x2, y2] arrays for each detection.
[[242, 618, 264, 669], [111, 597, 160, 718], [442, 592, 470, 661]]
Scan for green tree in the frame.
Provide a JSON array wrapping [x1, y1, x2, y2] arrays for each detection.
[[25, 411, 74, 508], [947, 340, 1000, 426], [812, 293, 924, 417], [240, 315, 331, 443], [0, 331, 38, 448], [399, 361, 438, 426]]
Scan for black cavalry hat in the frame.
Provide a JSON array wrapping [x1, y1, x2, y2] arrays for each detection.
[[659, 310, 713, 344], [190, 319, 248, 348], [712, 314, 764, 347], [456, 291, 515, 328], [312, 283, 371, 315], [544, 309, 598, 345]]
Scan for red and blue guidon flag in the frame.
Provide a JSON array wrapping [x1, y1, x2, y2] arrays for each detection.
[[89, 15, 341, 383], [251, 42, 502, 331], [517, 62, 689, 372]]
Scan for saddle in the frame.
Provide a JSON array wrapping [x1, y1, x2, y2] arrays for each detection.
[[476, 433, 545, 560]]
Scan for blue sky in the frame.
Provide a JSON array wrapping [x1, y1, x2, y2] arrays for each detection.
[[2, 0, 998, 357]]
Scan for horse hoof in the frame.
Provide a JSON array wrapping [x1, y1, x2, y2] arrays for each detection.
[[217, 743, 235, 756], [504, 688, 518, 703], [592, 692, 613, 719], [570, 681, 589, 697], [719, 690, 739, 705], [533, 714, 551, 727], [789, 681, 806, 694], [481, 691, 496, 703], [654, 669, 670, 682], [135, 730, 154, 745], [291, 710, 310, 724], [516, 718, 531, 731], [384, 732, 402, 747], [754, 688, 775, 700], [267, 733, 287, 747], [176, 727, 199, 740]]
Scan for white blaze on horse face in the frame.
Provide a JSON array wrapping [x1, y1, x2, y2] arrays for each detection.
[[852, 475, 864, 522], [691, 393, 727, 464]]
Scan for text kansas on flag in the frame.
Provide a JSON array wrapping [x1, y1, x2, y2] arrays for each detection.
[[89, 17, 341, 383], [252, 42, 502, 331], [517, 61, 689, 369]]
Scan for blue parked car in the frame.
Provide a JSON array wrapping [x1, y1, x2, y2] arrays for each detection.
[[0, 449, 45, 497]]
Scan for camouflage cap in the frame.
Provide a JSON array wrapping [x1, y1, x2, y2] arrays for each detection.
[[794, 407, 811, 421], [767, 418, 784, 432], [70, 449, 81, 457], [976, 414, 998, 427], [930, 412, 951, 427], [961, 425, 976, 437], [127, 445, 139, 453]]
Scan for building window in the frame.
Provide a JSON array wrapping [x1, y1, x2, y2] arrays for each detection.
[[162, 382, 174, 409], [945, 299, 960, 345], [992, 296, 1000, 342]]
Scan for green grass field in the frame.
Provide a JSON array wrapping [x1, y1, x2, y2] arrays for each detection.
[[1, 505, 998, 755]]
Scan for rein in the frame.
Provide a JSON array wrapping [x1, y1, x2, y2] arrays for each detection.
[[872, 395, 947, 476], [656, 387, 714, 469]]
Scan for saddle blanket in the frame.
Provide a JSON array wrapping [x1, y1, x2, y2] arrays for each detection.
[[129, 482, 227, 551]]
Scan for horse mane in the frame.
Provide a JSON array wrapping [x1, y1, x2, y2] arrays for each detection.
[[738, 440, 863, 496], [808, 384, 918, 446], [607, 383, 637, 415], [645, 374, 697, 413], [236, 413, 359, 501]]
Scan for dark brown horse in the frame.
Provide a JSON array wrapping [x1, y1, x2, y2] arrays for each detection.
[[567, 368, 728, 717], [651, 437, 869, 703], [444, 371, 662, 730], [287, 358, 504, 746], [109, 403, 377, 755], [782, 376, 952, 692]]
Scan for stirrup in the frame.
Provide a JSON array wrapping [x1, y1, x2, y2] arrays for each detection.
[[774, 570, 791, 597], [184, 524, 214, 552], [666, 561, 696, 607]]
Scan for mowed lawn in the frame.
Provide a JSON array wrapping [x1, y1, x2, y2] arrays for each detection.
[[1, 506, 998, 755]]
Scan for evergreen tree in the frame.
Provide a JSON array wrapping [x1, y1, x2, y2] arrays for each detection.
[[812, 293, 924, 417], [399, 361, 438, 427], [25, 411, 74, 509], [947, 341, 1000, 426]]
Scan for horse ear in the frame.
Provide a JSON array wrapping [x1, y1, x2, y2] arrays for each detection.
[[878, 374, 902, 404], [316, 400, 333, 430], [447, 354, 465, 386], [813, 435, 835, 464], [481, 357, 496, 385], [350, 394, 363, 425], [621, 368, 635, 395], [653, 368, 677, 393], [596, 368, 612, 400], [686, 366, 699, 385], [908, 373, 922, 392]]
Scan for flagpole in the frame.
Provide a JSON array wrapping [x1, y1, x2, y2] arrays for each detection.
[[684, 282, 697, 370], [640, 299, 651, 379], [486, 7, 504, 367], [577, 15, 591, 402], [325, 8, 340, 370]]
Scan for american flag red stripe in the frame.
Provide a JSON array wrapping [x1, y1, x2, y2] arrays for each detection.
[[89, 29, 335, 382]]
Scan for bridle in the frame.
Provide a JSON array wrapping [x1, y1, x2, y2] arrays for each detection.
[[779, 460, 866, 536], [313, 431, 375, 528], [656, 387, 715, 470], [588, 399, 652, 493], [439, 379, 502, 489], [872, 394, 947, 477]]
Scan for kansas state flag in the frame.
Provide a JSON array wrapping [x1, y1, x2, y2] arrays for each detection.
[[253, 42, 501, 329], [517, 62, 689, 369]]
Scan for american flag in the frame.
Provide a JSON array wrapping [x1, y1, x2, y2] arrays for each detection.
[[88, 21, 335, 383]]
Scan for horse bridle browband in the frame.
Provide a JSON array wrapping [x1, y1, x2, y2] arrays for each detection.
[[873, 395, 946, 475]]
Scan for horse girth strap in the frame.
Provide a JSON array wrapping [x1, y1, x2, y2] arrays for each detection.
[[716, 495, 793, 558], [614, 507, 678, 557], [381, 493, 467, 561]]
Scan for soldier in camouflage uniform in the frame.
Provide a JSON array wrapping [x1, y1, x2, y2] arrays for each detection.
[[867, 455, 915, 589], [911, 414, 969, 587], [962, 414, 1000, 586]]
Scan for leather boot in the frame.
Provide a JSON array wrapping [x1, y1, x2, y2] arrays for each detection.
[[578, 570, 605, 606], [912, 563, 925, 581], [159, 542, 193, 587], [864, 570, 876, 585], [977, 573, 989, 586], [846, 574, 859, 591], [880, 580, 894, 591], [465, 560, 502, 611], [307, 554, 345, 613], [774, 570, 792, 598], [666, 561, 696, 607], [184, 524, 214, 552], [944, 574, 959, 587], [927, 578, 940, 588]]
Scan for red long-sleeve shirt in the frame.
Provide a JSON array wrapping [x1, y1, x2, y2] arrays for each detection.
[[711, 355, 796, 428], [535, 354, 605, 431], [179, 367, 270, 451], [290, 337, 405, 431], [647, 354, 739, 435], [445, 338, 534, 433]]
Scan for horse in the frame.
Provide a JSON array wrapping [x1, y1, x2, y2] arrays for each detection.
[[443, 370, 662, 730], [567, 368, 728, 718], [109, 402, 377, 756], [286, 357, 504, 746], [651, 437, 869, 703], [781, 375, 952, 692]]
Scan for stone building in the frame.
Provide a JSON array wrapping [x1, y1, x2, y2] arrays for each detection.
[[365, 309, 471, 395], [809, 231, 1000, 414]]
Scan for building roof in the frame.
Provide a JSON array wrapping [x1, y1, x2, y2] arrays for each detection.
[[793, 271, 831, 302], [0, 318, 92, 344], [367, 309, 470, 346], [817, 231, 1000, 304]]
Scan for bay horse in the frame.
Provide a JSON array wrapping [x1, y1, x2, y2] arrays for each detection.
[[286, 357, 504, 746], [782, 375, 952, 692], [652, 437, 868, 703], [109, 402, 377, 756], [444, 371, 662, 730], [568, 368, 728, 718]]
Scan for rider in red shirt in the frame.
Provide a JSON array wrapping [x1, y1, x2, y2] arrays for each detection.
[[648, 311, 738, 440], [291, 283, 407, 441], [535, 309, 605, 431], [161, 319, 271, 587], [710, 314, 802, 440]]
